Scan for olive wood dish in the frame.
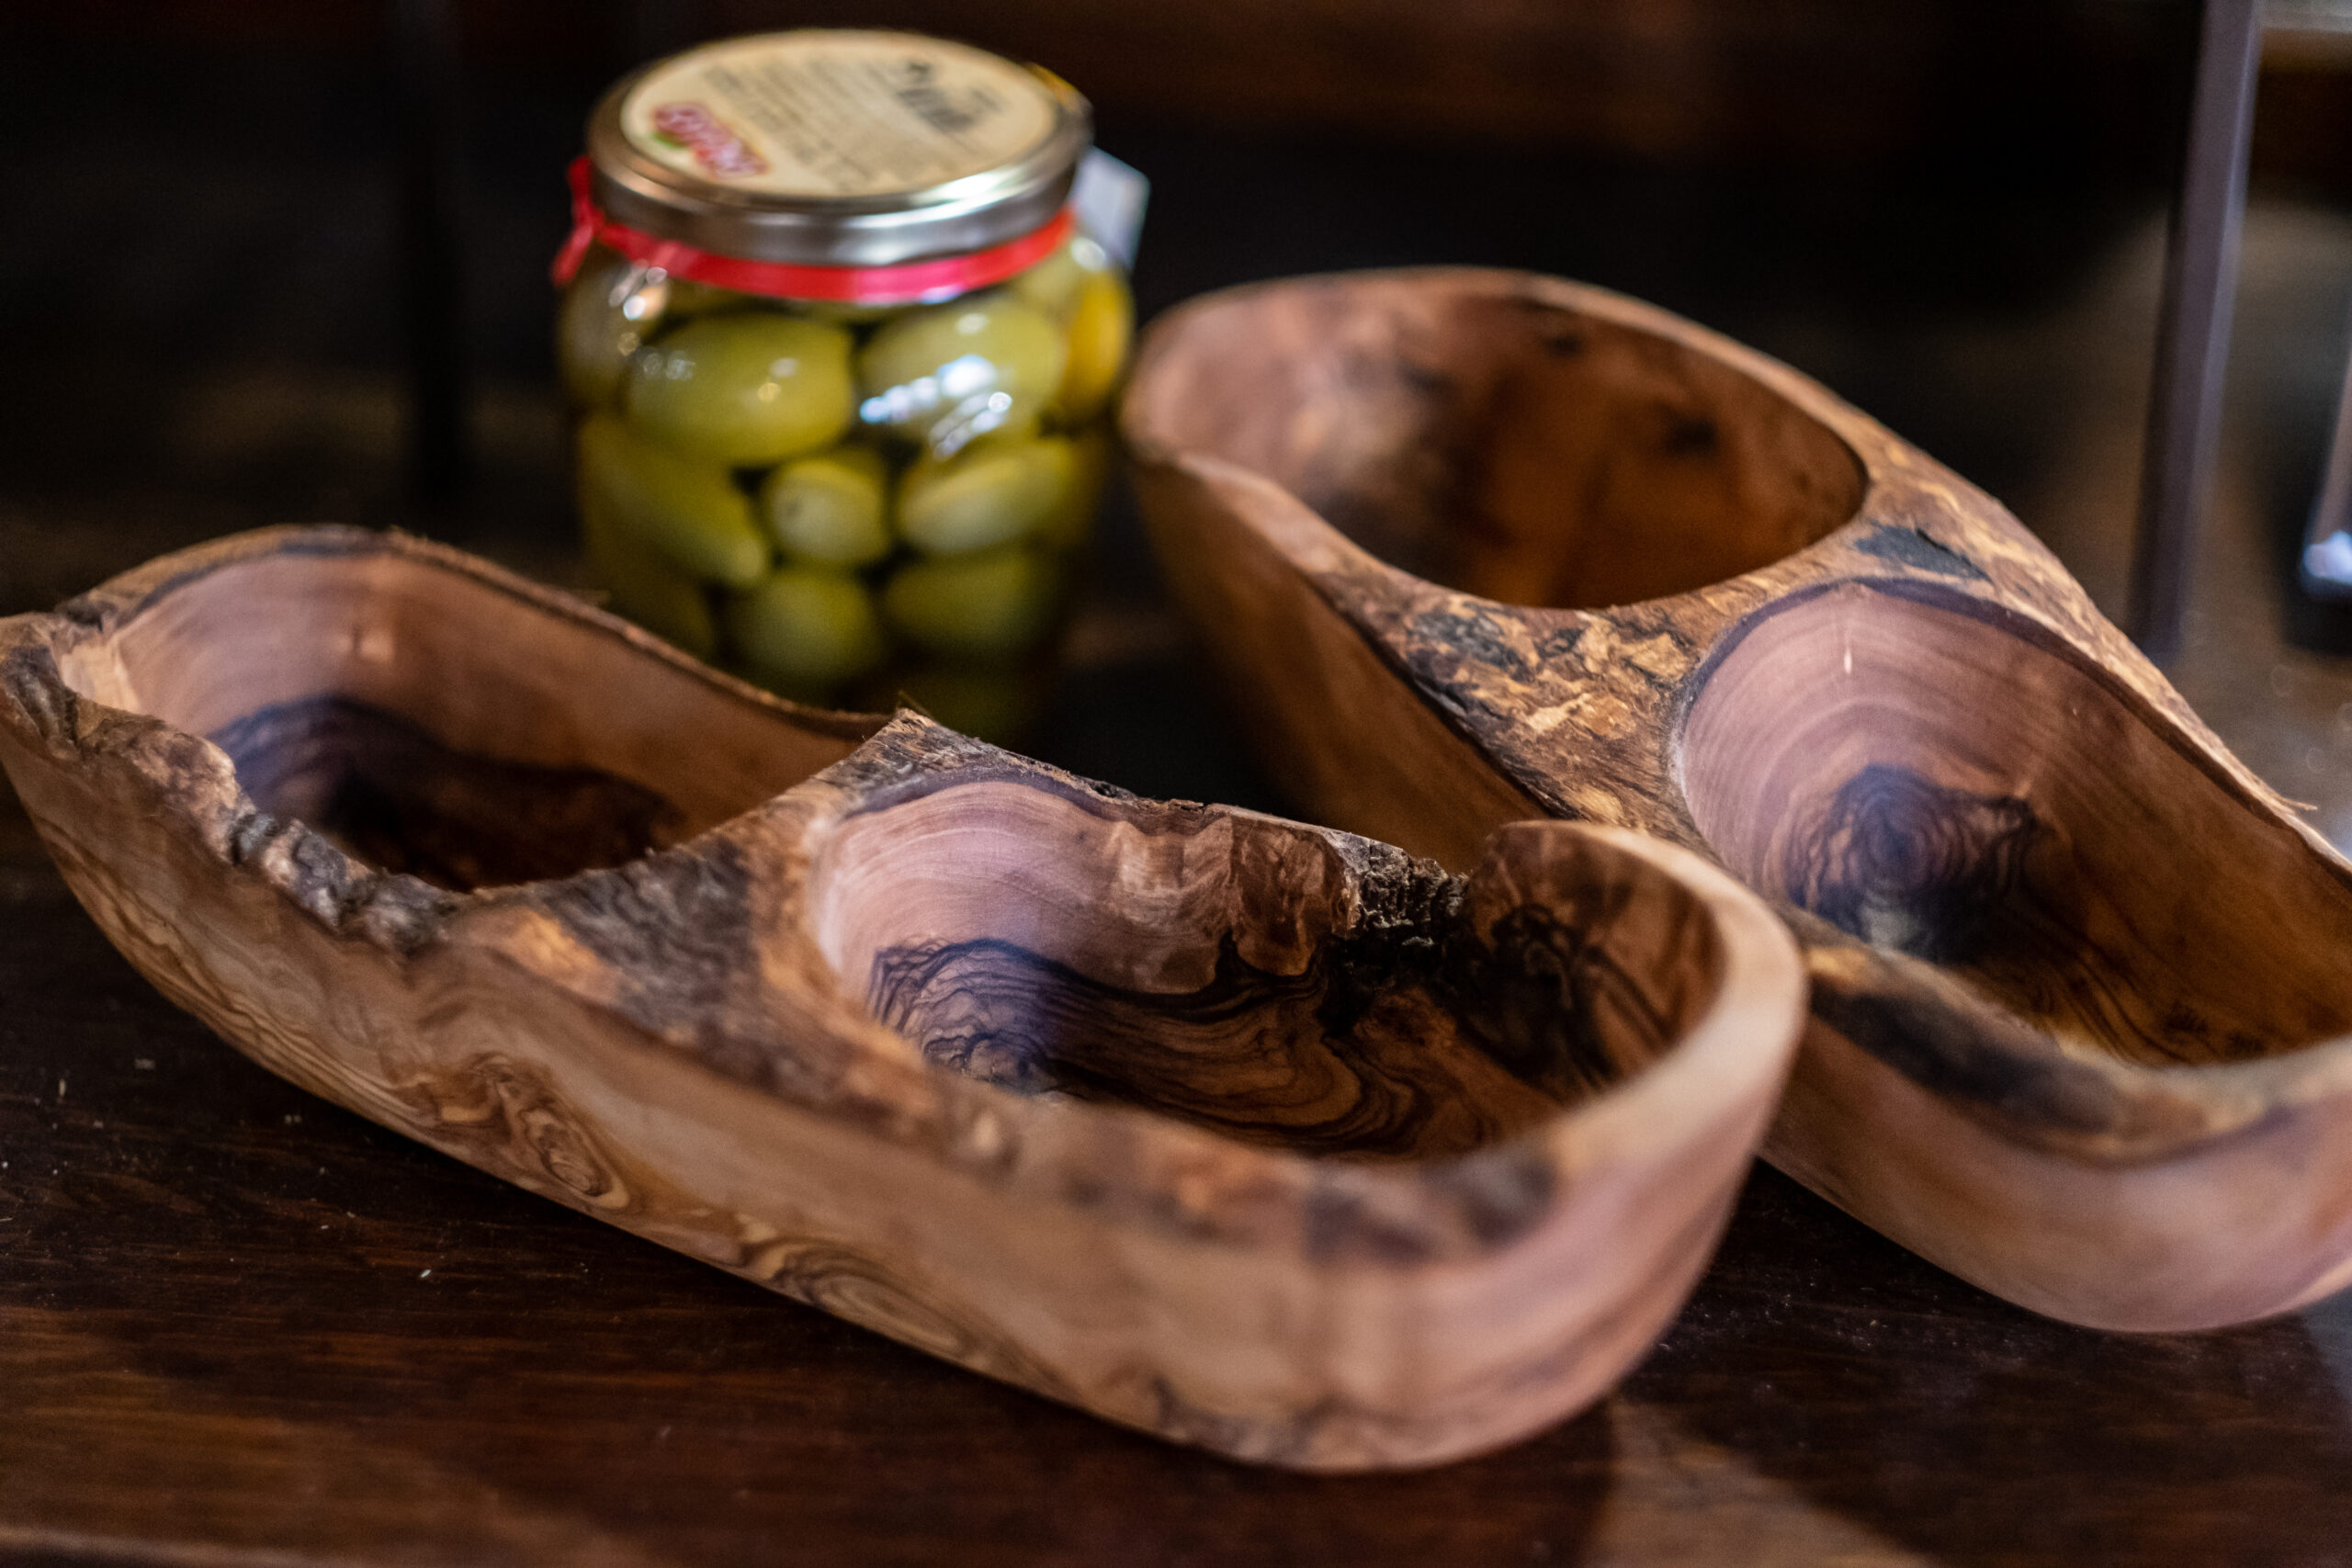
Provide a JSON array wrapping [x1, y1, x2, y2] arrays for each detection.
[[0, 525, 1806, 1470], [1124, 266, 2352, 1334]]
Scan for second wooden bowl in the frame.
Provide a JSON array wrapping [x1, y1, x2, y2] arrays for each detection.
[[0, 525, 1806, 1468], [1124, 266, 2352, 1333]]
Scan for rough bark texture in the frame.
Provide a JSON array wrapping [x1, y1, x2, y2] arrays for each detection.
[[0, 524, 1806, 1470], [1124, 266, 2352, 1332]]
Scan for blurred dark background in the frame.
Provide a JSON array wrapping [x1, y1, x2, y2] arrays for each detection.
[[7, 0, 2352, 829]]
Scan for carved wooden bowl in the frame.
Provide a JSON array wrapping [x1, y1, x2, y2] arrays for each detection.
[[1124, 266, 2352, 1333], [0, 525, 1805, 1470]]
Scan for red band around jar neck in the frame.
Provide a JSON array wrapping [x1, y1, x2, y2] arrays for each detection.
[[551, 156, 1075, 306]]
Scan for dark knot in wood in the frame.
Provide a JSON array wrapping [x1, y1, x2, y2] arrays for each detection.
[[1784, 763, 2039, 963]]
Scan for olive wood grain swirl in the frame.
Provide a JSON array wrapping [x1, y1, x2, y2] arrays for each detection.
[[0, 525, 1806, 1470], [1123, 266, 2352, 1332]]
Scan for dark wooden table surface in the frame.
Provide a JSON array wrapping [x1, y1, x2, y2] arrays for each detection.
[[8, 754, 2352, 1567], [11, 25, 2352, 1560]]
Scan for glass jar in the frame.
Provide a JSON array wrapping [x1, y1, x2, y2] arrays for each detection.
[[552, 29, 1136, 739]]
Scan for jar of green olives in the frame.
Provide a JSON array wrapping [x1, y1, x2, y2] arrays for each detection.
[[553, 29, 1137, 739]]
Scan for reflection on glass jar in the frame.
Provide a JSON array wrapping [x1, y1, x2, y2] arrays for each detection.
[[553, 30, 1136, 741]]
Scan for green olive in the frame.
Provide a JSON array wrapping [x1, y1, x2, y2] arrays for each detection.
[[1035, 426, 1109, 552], [625, 314, 856, 466], [724, 567, 888, 688], [577, 415, 769, 588], [856, 294, 1067, 457], [1050, 269, 1133, 425], [897, 435, 1075, 557], [664, 276, 763, 318], [558, 249, 668, 412], [881, 545, 1058, 658], [795, 298, 906, 327], [878, 665, 1037, 744], [581, 492, 718, 659], [1008, 233, 1114, 321], [758, 445, 892, 567]]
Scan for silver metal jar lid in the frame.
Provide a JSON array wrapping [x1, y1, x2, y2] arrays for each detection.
[[584, 30, 1091, 269]]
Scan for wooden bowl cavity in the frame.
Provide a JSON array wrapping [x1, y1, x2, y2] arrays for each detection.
[[52, 531, 867, 890], [810, 777, 1726, 1159], [1132, 276, 1866, 610], [1681, 581, 2352, 1069]]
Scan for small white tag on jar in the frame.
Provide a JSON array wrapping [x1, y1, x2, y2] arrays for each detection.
[[1073, 150, 1148, 270]]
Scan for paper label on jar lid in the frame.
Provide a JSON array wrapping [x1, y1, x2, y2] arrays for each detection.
[[621, 31, 1061, 199]]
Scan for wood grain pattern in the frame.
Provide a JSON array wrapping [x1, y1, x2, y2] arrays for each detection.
[[1123, 266, 2352, 1332], [0, 525, 1807, 1469]]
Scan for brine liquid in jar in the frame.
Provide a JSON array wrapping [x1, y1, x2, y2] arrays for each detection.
[[553, 29, 1138, 740]]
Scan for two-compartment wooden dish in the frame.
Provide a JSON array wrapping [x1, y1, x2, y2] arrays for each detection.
[[1125, 266, 2352, 1333], [0, 525, 1805, 1470]]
